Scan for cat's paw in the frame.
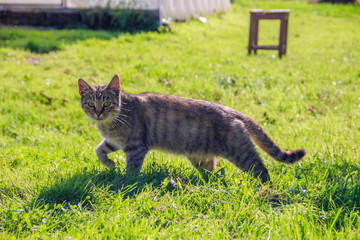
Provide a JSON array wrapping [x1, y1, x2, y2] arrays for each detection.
[[101, 159, 117, 169]]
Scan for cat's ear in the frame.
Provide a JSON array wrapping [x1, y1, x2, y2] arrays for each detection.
[[106, 75, 121, 92], [78, 78, 95, 95]]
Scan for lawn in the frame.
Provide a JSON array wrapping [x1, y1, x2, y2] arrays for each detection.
[[0, 0, 360, 239]]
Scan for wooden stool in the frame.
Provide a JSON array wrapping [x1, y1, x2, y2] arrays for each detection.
[[248, 9, 290, 57]]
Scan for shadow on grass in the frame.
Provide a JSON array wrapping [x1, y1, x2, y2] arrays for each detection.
[[0, 28, 125, 53], [30, 159, 360, 233], [319, 161, 360, 212], [35, 162, 230, 207], [257, 158, 360, 213], [36, 157, 360, 210], [289, 158, 360, 211]]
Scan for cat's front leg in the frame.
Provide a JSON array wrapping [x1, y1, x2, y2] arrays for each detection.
[[96, 139, 118, 169], [124, 145, 149, 174]]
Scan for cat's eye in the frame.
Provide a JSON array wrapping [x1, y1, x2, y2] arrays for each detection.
[[103, 102, 111, 107], [88, 102, 95, 107]]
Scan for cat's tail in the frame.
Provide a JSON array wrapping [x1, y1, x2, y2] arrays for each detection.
[[240, 114, 306, 163]]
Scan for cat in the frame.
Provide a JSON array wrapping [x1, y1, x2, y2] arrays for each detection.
[[78, 75, 306, 183]]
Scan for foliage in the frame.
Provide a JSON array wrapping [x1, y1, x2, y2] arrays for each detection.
[[0, 28, 119, 53], [77, 9, 159, 31], [0, 0, 359, 238]]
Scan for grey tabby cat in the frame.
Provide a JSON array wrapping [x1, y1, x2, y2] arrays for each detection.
[[78, 75, 306, 183]]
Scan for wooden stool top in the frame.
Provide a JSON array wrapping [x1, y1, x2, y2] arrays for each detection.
[[250, 9, 291, 14]]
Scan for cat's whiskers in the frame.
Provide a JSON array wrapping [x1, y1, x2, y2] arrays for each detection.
[[114, 115, 132, 128], [120, 107, 132, 112], [117, 113, 130, 119], [106, 110, 132, 129], [110, 118, 129, 130], [110, 120, 122, 130]]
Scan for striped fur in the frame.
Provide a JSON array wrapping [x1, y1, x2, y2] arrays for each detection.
[[79, 75, 306, 183]]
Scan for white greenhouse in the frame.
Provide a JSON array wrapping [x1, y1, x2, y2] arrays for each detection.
[[0, 0, 231, 21]]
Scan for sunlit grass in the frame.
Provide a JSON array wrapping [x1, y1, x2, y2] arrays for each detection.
[[0, 0, 359, 238]]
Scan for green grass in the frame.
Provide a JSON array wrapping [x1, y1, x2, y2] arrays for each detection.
[[1, 0, 360, 238], [0, 29, 121, 53]]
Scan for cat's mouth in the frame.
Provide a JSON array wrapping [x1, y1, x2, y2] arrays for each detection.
[[92, 115, 117, 124], [91, 111, 119, 124], [92, 115, 107, 122]]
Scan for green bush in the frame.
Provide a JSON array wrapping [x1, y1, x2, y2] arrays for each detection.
[[78, 9, 159, 32], [25, 39, 61, 53]]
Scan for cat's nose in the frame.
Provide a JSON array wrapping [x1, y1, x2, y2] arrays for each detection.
[[95, 110, 102, 117]]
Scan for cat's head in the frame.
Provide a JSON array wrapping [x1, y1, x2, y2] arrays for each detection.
[[78, 75, 121, 123]]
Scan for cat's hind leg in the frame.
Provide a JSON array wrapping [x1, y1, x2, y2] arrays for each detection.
[[187, 155, 218, 172], [226, 121, 270, 183], [227, 142, 270, 183], [96, 139, 119, 168]]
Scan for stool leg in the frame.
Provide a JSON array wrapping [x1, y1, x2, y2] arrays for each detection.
[[248, 15, 255, 54], [279, 16, 288, 57], [254, 19, 259, 54], [283, 16, 289, 55]]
